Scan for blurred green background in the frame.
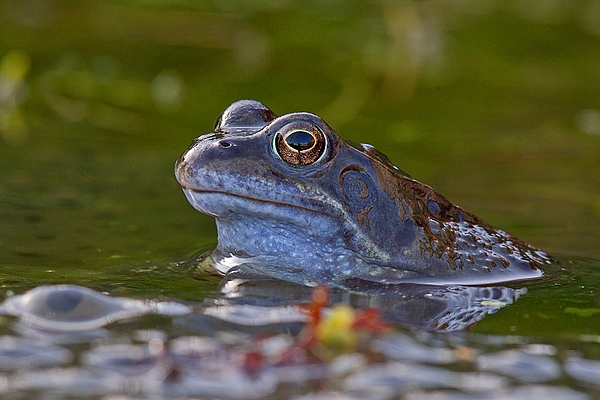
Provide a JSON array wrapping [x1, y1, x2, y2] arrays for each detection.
[[1, 0, 599, 284]]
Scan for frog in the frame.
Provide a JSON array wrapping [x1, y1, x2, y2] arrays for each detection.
[[175, 100, 550, 286]]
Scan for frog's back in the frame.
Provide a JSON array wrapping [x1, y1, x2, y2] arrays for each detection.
[[332, 141, 548, 284]]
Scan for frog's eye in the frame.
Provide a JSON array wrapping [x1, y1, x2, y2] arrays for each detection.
[[274, 126, 326, 166]]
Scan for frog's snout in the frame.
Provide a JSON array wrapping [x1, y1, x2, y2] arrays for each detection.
[[174, 151, 192, 188]]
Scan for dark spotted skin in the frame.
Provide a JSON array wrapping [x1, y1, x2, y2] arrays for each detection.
[[175, 100, 549, 285]]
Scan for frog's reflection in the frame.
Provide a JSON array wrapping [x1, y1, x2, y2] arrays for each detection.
[[197, 266, 525, 332]]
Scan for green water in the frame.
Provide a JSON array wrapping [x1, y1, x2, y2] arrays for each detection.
[[1, 0, 600, 397]]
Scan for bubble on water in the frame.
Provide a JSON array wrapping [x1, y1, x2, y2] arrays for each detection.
[[0, 285, 190, 332], [0, 285, 149, 331]]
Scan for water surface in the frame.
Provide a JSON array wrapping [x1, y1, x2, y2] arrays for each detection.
[[1, 0, 600, 398]]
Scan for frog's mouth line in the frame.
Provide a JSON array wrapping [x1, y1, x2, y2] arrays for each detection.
[[182, 187, 332, 217]]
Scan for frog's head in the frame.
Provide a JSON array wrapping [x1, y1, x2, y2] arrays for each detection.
[[175, 100, 419, 282]]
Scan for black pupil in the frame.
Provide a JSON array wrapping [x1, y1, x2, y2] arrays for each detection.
[[286, 131, 314, 151]]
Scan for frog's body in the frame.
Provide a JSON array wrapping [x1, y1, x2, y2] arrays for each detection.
[[175, 100, 548, 285]]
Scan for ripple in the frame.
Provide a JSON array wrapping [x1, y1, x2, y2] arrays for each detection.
[[477, 349, 561, 383], [82, 342, 162, 376], [373, 333, 455, 364], [11, 367, 125, 397], [0, 336, 72, 370], [565, 356, 600, 387], [343, 361, 507, 397], [203, 304, 307, 326]]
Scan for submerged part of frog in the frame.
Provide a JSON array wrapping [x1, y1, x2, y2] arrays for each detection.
[[175, 100, 550, 286]]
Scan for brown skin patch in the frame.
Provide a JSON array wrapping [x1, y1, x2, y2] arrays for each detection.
[[357, 204, 374, 231], [362, 145, 547, 272]]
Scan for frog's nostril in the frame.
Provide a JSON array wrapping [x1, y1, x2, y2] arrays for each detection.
[[219, 141, 232, 148]]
